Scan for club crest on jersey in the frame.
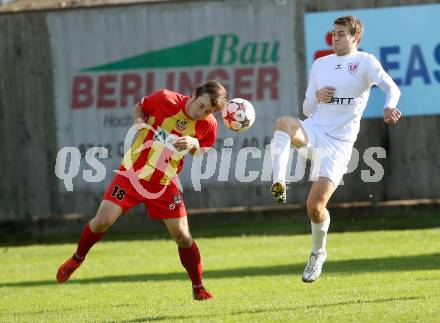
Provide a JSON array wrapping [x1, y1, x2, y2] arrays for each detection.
[[176, 119, 189, 131], [168, 194, 182, 210], [348, 62, 359, 75], [173, 194, 182, 205]]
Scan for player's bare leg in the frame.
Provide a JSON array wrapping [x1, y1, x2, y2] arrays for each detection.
[[163, 217, 213, 300], [271, 116, 309, 203], [302, 177, 335, 282], [89, 200, 123, 233], [56, 200, 122, 283]]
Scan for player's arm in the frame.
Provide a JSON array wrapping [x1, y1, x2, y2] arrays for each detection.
[[131, 102, 146, 126], [128, 92, 159, 147], [127, 103, 149, 145], [303, 62, 335, 116], [133, 90, 165, 126], [303, 63, 318, 116], [379, 77, 401, 124], [367, 54, 402, 124], [303, 97, 318, 117]]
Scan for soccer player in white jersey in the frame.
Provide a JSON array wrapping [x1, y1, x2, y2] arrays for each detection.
[[270, 15, 401, 282]]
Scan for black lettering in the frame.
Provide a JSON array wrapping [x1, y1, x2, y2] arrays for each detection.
[[111, 185, 126, 200], [329, 97, 355, 104], [250, 137, 258, 147], [105, 144, 112, 158], [117, 142, 125, 157], [79, 144, 87, 158], [104, 115, 114, 128], [103, 114, 132, 128], [116, 189, 126, 200], [331, 97, 339, 104]]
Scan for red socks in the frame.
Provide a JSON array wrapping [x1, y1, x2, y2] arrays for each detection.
[[75, 223, 106, 259], [178, 241, 203, 287], [74, 225, 202, 289]]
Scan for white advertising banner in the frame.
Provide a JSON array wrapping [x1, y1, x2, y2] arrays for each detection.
[[48, 0, 297, 192]]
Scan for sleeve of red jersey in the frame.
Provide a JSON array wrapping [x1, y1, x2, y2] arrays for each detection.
[[196, 117, 217, 148], [138, 89, 165, 116]]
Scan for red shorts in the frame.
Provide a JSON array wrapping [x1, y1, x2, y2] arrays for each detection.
[[103, 172, 186, 220]]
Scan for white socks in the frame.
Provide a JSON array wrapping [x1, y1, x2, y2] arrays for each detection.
[[272, 129, 330, 255], [311, 212, 330, 255], [271, 130, 291, 184]]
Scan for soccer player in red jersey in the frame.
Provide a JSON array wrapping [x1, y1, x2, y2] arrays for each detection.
[[56, 80, 228, 301]]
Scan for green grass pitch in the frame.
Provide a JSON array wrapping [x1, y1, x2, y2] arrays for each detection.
[[1, 212, 439, 322]]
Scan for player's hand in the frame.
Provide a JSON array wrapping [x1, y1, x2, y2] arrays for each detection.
[[384, 107, 401, 124], [132, 118, 146, 130], [316, 86, 336, 103], [173, 136, 200, 152]]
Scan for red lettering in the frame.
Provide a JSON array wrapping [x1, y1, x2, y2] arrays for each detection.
[[145, 72, 155, 95], [256, 67, 279, 100], [166, 72, 175, 91], [71, 66, 278, 111], [120, 73, 141, 107], [97, 74, 117, 108], [234, 68, 253, 100], [71, 75, 93, 108], [178, 70, 203, 94]]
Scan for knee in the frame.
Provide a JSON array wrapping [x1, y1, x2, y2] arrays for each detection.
[[90, 214, 114, 232], [173, 231, 192, 248], [306, 200, 327, 223], [275, 116, 300, 133]]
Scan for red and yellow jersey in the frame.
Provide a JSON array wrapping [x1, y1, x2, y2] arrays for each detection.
[[120, 89, 217, 185]]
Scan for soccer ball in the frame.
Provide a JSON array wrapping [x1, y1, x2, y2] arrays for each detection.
[[222, 98, 256, 132]]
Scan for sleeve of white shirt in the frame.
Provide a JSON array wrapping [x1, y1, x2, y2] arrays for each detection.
[[366, 54, 401, 109], [303, 61, 319, 117]]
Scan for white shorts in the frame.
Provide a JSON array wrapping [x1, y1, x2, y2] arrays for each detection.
[[299, 119, 353, 187]]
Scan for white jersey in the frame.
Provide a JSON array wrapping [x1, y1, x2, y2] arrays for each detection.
[[305, 50, 396, 142]]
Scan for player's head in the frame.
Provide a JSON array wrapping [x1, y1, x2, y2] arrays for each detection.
[[332, 15, 364, 55], [186, 80, 228, 120]]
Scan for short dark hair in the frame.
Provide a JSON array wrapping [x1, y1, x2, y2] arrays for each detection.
[[194, 80, 228, 112], [334, 15, 364, 46]]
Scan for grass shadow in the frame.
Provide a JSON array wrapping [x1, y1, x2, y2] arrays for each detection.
[[2, 253, 439, 288], [116, 295, 425, 322], [1, 210, 439, 247]]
